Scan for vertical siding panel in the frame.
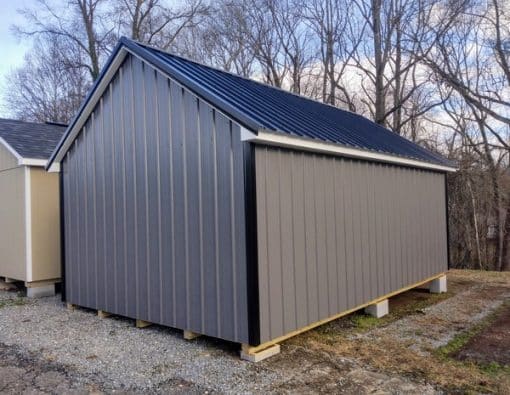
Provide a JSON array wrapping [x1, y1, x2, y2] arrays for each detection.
[[325, 157, 338, 316], [88, 116, 98, 309], [266, 149, 283, 338], [255, 147, 270, 342], [367, 163, 379, 299], [158, 77, 174, 327], [231, 124, 248, 340], [199, 105, 218, 335], [216, 113, 235, 340], [303, 153, 318, 324], [145, 68, 162, 323], [343, 160, 356, 308], [112, 70, 126, 316], [335, 158, 348, 312], [169, 81, 186, 328], [124, 57, 138, 319], [132, 59, 148, 320], [184, 91, 202, 331], [291, 152, 307, 328], [314, 156, 329, 319], [279, 149, 296, 332], [103, 87, 116, 312]]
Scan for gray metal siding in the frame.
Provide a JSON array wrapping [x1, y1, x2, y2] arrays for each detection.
[[62, 54, 249, 343], [255, 146, 448, 343]]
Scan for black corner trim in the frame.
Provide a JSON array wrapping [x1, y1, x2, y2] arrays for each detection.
[[244, 143, 260, 345], [59, 162, 66, 302]]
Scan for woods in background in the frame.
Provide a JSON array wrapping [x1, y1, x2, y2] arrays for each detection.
[[3, 0, 510, 271]]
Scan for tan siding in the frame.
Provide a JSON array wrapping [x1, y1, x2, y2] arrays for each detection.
[[30, 167, 61, 281], [0, 141, 18, 172], [256, 147, 449, 343], [0, 166, 26, 280]]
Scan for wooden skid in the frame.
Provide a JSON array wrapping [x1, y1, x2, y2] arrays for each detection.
[[183, 330, 201, 340], [245, 272, 447, 355], [241, 344, 281, 362], [136, 319, 152, 328], [98, 310, 112, 318], [66, 303, 76, 311]]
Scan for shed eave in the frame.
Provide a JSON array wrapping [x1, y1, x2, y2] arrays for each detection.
[[242, 129, 458, 173]]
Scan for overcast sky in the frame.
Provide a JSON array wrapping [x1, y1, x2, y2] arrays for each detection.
[[0, 0, 33, 116]]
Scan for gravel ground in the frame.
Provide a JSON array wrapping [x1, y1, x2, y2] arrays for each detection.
[[0, 271, 507, 394]]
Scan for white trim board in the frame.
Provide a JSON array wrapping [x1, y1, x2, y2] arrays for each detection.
[[241, 129, 457, 172], [52, 48, 128, 164], [24, 166, 33, 282]]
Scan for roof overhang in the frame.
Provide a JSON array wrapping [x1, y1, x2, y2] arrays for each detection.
[[0, 136, 59, 172], [47, 37, 456, 173], [47, 38, 263, 170], [241, 128, 458, 173]]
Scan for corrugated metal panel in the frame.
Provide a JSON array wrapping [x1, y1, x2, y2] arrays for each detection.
[[62, 54, 249, 343], [255, 146, 448, 343]]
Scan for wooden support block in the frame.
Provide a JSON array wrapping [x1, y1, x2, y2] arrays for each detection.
[[98, 310, 111, 318], [183, 330, 201, 340], [66, 303, 76, 311], [136, 319, 152, 328], [240, 343, 281, 362], [4, 277, 16, 283]]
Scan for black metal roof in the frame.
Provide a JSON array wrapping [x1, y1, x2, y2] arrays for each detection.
[[126, 39, 454, 168], [0, 118, 66, 160], [48, 37, 455, 169]]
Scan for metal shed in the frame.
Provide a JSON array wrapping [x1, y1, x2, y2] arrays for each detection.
[[0, 119, 65, 297], [47, 38, 456, 361]]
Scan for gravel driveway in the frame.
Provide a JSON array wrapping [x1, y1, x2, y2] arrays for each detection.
[[0, 270, 507, 394]]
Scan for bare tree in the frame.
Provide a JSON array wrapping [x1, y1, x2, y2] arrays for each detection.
[[3, 38, 89, 123], [15, 0, 115, 80]]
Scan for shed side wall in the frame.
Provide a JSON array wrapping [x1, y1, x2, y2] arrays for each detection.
[[30, 167, 61, 281], [0, 141, 18, 172], [0, 166, 26, 280], [255, 146, 448, 343], [62, 54, 249, 343]]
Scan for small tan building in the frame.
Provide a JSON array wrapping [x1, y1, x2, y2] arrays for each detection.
[[0, 118, 65, 297]]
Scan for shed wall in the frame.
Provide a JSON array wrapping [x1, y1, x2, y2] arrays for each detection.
[[255, 146, 448, 343], [30, 167, 61, 281], [0, 166, 26, 280], [62, 54, 249, 343], [0, 141, 18, 172]]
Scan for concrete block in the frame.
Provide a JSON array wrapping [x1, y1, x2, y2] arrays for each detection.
[[429, 275, 447, 294], [364, 299, 389, 318], [26, 284, 55, 298], [241, 344, 280, 362]]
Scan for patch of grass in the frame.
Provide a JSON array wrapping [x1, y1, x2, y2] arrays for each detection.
[[479, 361, 510, 376], [435, 301, 508, 360], [349, 314, 381, 330], [0, 297, 28, 309]]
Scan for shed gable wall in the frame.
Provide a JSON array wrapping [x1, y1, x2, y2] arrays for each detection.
[[0, 141, 18, 172], [62, 54, 249, 343], [255, 146, 448, 343]]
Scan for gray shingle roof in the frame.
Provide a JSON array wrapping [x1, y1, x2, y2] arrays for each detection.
[[0, 118, 66, 160]]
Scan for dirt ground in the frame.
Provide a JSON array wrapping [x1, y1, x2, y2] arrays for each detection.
[[454, 303, 510, 366], [0, 269, 509, 394]]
